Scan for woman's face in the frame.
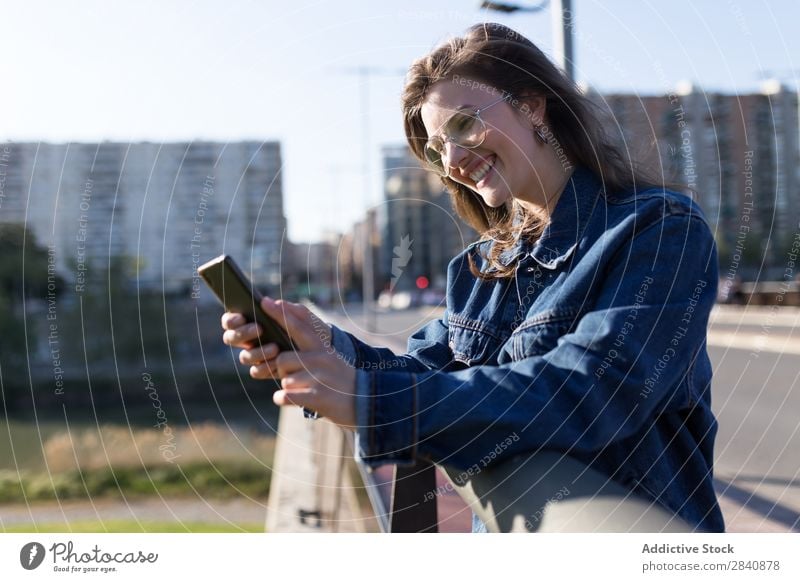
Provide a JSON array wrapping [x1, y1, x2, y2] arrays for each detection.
[[420, 79, 546, 210]]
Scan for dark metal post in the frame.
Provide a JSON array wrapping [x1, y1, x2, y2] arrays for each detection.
[[389, 462, 439, 532]]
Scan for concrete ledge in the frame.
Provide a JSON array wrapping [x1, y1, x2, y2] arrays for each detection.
[[443, 452, 694, 533]]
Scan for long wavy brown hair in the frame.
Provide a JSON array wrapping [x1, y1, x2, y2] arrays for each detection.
[[401, 23, 660, 278]]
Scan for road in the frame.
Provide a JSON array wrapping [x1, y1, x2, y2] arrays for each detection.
[[706, 307, 800, 532], [323, 303, 800, 533]]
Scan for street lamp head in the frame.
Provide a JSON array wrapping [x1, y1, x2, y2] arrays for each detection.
[[479, 1, 548, 13], [479, 1, 521, 13]]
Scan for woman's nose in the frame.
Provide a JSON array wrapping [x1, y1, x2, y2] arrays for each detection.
[[442, 141, 468, 174]]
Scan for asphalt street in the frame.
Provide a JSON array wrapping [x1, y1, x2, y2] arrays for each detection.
[[706, 307, 800, 532]]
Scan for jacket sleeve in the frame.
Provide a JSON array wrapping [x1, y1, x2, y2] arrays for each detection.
[[353, 212, 719, 470], [329, 313, 455, 374]]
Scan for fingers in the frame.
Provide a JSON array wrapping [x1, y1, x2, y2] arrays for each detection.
[[260, 298, 328, 351], [274, 351, 316, 377], [238, 342, 279, 365], [222, 322, 263, 348], [268, 352, 357, 428], [273, 367, 316, 409], [248, 350, 310, 381], [249, 359, 279, 381], [273, 368, 318, 409], [221, 312, 245, 330], [280, 369, 314, 391], [273, 388, 315, 409]]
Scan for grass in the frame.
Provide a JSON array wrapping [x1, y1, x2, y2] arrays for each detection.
[[0, 422, 276, 504], [0, 461, 271, 503], [1, 422, 278, 533], [3, 520, 264, 533]]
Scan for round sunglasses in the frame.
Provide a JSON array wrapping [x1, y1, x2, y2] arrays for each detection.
[[423, 95, 509, 177]]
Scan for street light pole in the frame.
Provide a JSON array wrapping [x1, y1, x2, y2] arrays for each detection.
[[357, 67, 376, 333], [550, 0, 574, 81], [332, 66, 404, 332], [480, 0, 575, 81]]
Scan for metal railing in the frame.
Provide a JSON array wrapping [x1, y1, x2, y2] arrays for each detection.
[[350, 433, 693, 533], [352, 445, 439, 533], [266, 407, 693, 533], [267, 304, 694, 532]]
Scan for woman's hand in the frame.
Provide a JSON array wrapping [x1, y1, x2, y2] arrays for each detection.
[[271, 349, 356, 428], [222, 297, 332, 373], [220, 297, 356, 428]]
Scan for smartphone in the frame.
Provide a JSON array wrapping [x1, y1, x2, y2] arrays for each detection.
[[197, 254, 294, 352]]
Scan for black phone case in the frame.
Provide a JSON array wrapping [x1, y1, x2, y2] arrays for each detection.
[[197, 255, 294, 352]]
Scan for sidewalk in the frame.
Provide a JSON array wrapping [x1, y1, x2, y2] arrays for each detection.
[[0, 497, 267, 531]]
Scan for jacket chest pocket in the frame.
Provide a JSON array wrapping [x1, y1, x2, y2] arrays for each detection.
[[447, 318, 503, 366], [510, 308, 582, 360]]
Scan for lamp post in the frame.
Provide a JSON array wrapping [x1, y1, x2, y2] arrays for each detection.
[[480, 0, 575, 81], [332, 66, 405, 332]]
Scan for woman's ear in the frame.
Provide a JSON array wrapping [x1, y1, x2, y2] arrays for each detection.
[[519, 94, 546, 127]]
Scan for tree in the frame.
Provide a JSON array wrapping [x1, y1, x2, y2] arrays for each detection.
[[0, 223, 55, 300], [0, 223, 60, 366]]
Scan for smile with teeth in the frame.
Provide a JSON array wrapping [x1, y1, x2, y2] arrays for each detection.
[[469, 156, 496, 183]]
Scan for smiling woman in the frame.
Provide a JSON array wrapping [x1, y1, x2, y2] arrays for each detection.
[[221, 22, 725, 533], [403, 22, 660, 279]]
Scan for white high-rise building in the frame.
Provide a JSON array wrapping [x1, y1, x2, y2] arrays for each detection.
[[0, 141, 288, 300]]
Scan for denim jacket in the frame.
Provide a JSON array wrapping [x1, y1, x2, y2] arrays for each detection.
[[331, 166, 725, 532]]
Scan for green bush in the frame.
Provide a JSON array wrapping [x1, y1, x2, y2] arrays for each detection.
[[0, 470, 24, 503], [49, 473, 87, 499]]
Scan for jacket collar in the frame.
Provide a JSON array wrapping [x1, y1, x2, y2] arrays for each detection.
[[498, 166, 602, 270]]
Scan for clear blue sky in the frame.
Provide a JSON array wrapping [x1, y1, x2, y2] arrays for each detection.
[[2, 0, 798, 242]]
